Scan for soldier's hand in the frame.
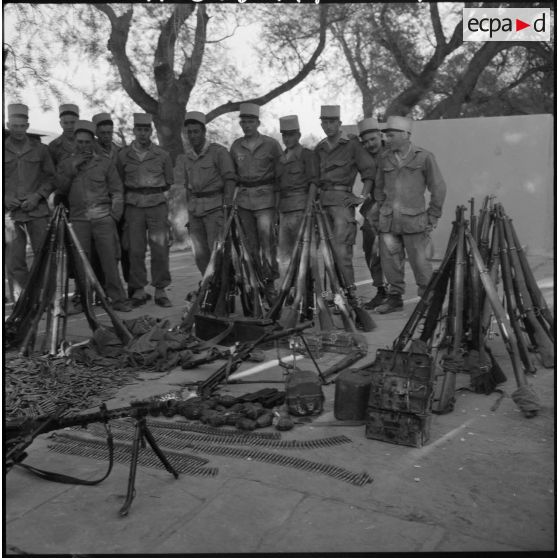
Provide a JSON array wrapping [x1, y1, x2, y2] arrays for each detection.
[[6, 198, 22, 211], [74, 152, 93, 172], [20, 193, 41, 212]]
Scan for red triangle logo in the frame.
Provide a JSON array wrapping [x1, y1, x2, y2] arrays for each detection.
[[516, 18, 530, 31]]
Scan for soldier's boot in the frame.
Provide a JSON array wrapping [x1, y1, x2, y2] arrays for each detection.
[[376, 293, 404, 314], [364, 286, 388, 310]]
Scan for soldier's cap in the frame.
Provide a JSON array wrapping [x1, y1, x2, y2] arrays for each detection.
[[133, 113, 153, 126], [73, 120, 96, 137], [384, 115, 413, 133], [239, 103, 260, 118], [184, 111, 206, 126], [279, 115, 300, 133], [320, 105, 341, 119], [7, 103, 29, 119], [357, 117, 382, 136], [92, 112, 113, 127], [59, 104, 80, 117]]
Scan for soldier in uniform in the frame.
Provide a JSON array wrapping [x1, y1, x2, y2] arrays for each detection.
[[48, 103, 79, 168], [373, 115, 446, 313], [314, 105, 376, 295], [357, 117, 388, 310], [178, 111, 236, 276], [92, 112, 129, 290], [57, 120, 131, 312], [230, 103, 283, 299], [276, 114, 318, 280], [117, 113, 174, 307], [4, 103, 56, 297], [92, 112, 120, 162]]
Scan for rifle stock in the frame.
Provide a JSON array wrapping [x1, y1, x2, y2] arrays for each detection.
[[500, 210, 554, 368], [315, 200, 376, 332]]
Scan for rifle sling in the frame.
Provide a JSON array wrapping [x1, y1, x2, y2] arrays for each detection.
[[16, 428, 114, 486]]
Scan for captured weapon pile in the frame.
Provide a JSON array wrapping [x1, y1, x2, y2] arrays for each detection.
[[5, 205, 133, 356], [333, 196, 552, 447], [181, 185, 375, 349], [430, 197, 552, 417]]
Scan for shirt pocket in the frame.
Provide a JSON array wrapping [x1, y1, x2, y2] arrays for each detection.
[[253, 152, 273, 175], [399, 206, 427, 234]]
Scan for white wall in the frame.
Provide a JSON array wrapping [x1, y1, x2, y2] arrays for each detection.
[[410, 114, 554, 257]]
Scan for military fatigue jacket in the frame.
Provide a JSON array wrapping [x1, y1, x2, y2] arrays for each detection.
[[4, 136, 55, 221], [230, 133, 283, 210], [48, 134, 76, 168], [359, 148, 385, 219], [117, 142, 174, 208], [277, 144, 318, 213], [95, 141, 120, 164], [315, 133, 375, 207], [57, 153, 124, 222], [178, 141, 236, 218], [374, 143, 446, 235]]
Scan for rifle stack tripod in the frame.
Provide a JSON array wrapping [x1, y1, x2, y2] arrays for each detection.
[[181, 185, 376, 340], [5, 204, 133, 356], [391, 196, 552, 418]]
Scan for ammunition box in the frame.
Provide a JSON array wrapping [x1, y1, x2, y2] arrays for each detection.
[[365, 409, 431, 448]]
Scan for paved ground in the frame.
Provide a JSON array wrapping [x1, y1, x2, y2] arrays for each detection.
[[4, 243, 556, 555]]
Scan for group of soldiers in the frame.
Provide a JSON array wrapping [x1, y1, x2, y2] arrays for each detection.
[[4, 100, 447, 317]]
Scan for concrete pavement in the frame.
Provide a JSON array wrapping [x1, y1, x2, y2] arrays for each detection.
[[4, 245, 555, 555]]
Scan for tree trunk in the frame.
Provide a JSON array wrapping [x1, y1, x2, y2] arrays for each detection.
[[153, 99, 186, 166]]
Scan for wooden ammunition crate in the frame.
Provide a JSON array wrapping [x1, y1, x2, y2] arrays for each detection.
[[365, 408, 432, 448]]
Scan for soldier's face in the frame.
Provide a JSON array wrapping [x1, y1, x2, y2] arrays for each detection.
[[385, 130, 409, 151], [134, 125, 152, 146], [75, 131, 94, 153], [320, 118, 341, 138], [186, 123, 206, 151], [281, 130, 300, 150], [8, 117, 29, 141], [361, 131, 382, 155], [239, 116, 259, 137], [60, 115, 78, 134], [96, 124, 113, 148]]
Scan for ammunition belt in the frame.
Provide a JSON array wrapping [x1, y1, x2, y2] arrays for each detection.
[[125, 186, 167, 194], [240, 178, 274, 188], [50, 435, 219, 477], [189, 189, 223, 199], [88, 420, 352, 450]]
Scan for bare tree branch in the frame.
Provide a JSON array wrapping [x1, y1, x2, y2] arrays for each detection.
[[430, 3, 446, 49], [94, 3, 158, 114], [178, 5, 208, 95], [154, 4, 195, 96], [206, 5, 329, 123]]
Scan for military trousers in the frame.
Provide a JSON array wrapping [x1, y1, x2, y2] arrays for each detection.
[[361, 220, 384, 288], [322, 204, 357, 286], [237, 206, 279, 283], [379, 231, 432, 297], [277, 209, 305, 282], [188, 208, 224, 276], [72, 216, 127, 303], [125, 203, 171, 291], [5, 216, 49, 297]]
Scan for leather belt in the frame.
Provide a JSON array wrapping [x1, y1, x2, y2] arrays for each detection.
[[322, 184, 351, 192], [189, 189, 223, 199], [240, 178, 274, 188], [126, 186, 167, 195]]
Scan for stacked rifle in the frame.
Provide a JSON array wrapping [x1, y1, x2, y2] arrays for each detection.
[[5, 205, 133, 356], [386, 196, 552, 418], [182, 185, 376, 336]]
